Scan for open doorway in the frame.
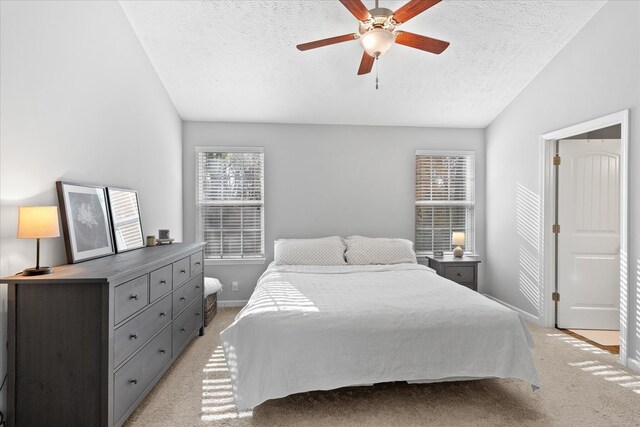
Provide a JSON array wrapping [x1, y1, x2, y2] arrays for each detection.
[[555, 125, 621, 352], [540, 110, 629, 365]]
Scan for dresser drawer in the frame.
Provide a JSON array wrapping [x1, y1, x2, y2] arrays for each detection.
[[149, 264, 172, 302], [172, 296, 203, 356], [173, 274, 203, 316], [173, 257, 190, 288], [190, 251, 203, 277], [114, 275, 149, 324], [113, 295, 172, 367], [114, 324, 171, 423], [443, 266, 475, 283]]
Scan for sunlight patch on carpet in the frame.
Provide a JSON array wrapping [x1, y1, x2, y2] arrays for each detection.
[[581, 365, 612, 371], [591, 370, 625, 376], [203, 390, 233, 397], [201, 345, 252, 423], [604, 376, 635, 382], [567, 358, 640, 396], [568, 360, 597, 366]]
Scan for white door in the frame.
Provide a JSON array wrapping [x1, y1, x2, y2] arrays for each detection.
[[557, 139, 620, 330]]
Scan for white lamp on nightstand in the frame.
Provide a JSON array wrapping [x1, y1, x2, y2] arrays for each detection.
[[452, 232, 465, 258]]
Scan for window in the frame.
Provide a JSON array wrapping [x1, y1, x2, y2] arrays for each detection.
[[196, 147, 264, 262], [415, 151, 475, 255]]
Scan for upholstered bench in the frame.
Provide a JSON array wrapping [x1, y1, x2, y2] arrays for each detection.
[[204, 277, 222, 327]]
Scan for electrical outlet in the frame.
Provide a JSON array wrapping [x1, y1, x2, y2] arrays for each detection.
[[232, 281, 239, 292]]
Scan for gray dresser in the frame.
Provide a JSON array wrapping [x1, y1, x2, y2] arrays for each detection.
[[3, 243, 205, 427]]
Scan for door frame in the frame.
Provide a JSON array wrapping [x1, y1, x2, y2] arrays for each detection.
[[540, 109, 629, 367]]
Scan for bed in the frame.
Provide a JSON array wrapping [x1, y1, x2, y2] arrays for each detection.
[[220, 246, 540, 409]]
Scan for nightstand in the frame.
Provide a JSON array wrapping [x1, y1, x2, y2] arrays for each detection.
[[423, 255, 481, 291]]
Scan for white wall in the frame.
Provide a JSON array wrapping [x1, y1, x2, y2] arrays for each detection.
[[183, 121, 485, 302], [0, 0, 183, 411], [485, 0, 640, 368]]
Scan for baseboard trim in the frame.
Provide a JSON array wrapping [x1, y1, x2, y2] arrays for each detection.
[[482, 294, 540, 324], [626, 357, 640, 374], [218, 300, 248, 308]]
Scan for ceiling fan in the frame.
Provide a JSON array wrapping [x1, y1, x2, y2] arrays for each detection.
[[296, 0, 450, 76]]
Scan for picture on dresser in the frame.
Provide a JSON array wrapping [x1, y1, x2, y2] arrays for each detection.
[[107, 187, 144, 253], [56, 181, 115, 263]]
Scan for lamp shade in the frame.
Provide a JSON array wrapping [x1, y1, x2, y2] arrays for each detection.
[[360, 28, 396, 57], [452, 232, 465, 246], [17, 206, 60, 239]]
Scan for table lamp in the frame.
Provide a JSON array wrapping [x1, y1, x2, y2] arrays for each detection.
[[17, 206, 60, 275], [452, 232, 465, 258]]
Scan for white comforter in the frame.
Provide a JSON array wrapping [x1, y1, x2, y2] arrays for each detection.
[[220, 263, 540, 409]]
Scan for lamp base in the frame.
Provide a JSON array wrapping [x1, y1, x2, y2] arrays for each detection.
[[453, 246, 464, 258], [22, 266, 53, 276]]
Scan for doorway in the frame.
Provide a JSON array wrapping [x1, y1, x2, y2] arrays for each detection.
[[540, 110, 630, 366], [555, 129, 621, 352]]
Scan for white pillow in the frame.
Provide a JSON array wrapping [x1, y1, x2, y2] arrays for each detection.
[[274, 236, 347, 265], [344, 236, 417, 265]]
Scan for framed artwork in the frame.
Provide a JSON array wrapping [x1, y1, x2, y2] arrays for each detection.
[[106, 187, 144, 253], [56, 181, 115, 263]]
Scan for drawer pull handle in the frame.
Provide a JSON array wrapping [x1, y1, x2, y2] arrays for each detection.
[[456, 273, 462, 277], [160, 312, 166, 317], [196, 285, 200, 289], [195, 262, 201, 266], [180, 269, 186, 274], [130, 379, 138, 385], [130, 333, 138, 340], [180, 297, 186, 301], [196, 312, 201, 316], [181, 327, 186, 332], [130, 294, 138, 300], [160, 349, 166, 354], [160, 280, 167, 284]]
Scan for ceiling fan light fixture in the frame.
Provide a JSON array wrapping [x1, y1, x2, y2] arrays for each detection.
[[360, 28, 395, 57], [297, 0, 449, 76]]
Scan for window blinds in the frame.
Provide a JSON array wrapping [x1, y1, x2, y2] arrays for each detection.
[[415, 152, 475, 254], [196, 149, 264, 260]]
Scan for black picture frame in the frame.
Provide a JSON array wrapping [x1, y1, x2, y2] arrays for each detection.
[[106, 187, 145, 253], [56, 181, 115, 263]]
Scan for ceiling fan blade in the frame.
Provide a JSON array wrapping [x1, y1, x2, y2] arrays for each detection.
[[393, 0, 442, 24], [339, 0, 371, 21], [296, 33, 358, 51], [395, 31, 450, 54], [357, 51, 375, 75]]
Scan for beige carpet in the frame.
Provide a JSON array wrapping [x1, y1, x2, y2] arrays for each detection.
[[125, 307, 640, 427], [568, 329, 620, 347]]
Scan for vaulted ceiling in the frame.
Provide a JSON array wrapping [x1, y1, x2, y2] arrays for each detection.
[[120, 1, 605, 128]]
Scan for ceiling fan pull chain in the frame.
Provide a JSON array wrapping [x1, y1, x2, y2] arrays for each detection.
[[375, 55, 379, 90]]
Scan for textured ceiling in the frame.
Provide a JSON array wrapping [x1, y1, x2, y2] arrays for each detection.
[[119, 1, 605, 128]]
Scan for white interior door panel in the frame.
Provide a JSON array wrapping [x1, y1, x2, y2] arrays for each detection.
[[557, 139, 620, 330]]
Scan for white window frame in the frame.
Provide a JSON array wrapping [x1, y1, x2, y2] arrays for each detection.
[[195, 146, 265, 265], [415, 150, 476, 256]]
